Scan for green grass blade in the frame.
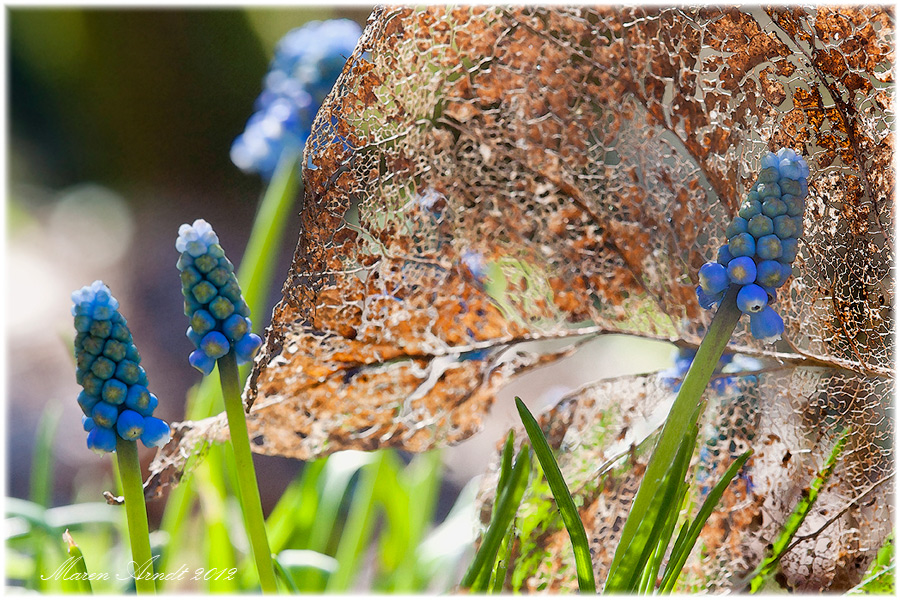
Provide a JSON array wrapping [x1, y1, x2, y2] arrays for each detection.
[[372, 451, 408, 583], [271, 554, 300, 594], [266, 459, 326, 553], [847, 565, 894, 595], [193, 458, 238, 593], [415, 476, 480, 592], [31, 404, 61, 507], [488, 524, 513, 593], [747, 428, 851, 593], [614, 419, 698, 593], [308, 452, 374, 555], [606, 290, 741, 590], [59, 530, 92, 594], [28, 405, 61, 592], [847, 531, 895, 594], [460, 444, 531, 591], [378, 450, 442, 591], [515, 397, 596, 593], [326, 451, 389, 591], [645, 471, 691, 593], [495, 432, 515, 513], [660, 450, 751, 593], [869, 531, 894, 573]]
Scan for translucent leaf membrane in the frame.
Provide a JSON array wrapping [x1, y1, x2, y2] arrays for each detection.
[[148, 4, 893, 548], [478, 367, 892, 592]]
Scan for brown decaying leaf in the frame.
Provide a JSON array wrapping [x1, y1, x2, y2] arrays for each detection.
[[147, 5, 892, 590]]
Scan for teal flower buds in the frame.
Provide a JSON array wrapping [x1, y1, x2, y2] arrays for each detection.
[[72, 281, 171, 454], [696, 148, 810, 343], [176, 219, 263, 375]]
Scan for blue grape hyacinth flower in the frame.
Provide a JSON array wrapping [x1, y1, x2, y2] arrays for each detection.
[[72, 281, 171, 454], [230, 19, 362, 179], [176, 219, 263, 375], [696, 148, 809, 343]]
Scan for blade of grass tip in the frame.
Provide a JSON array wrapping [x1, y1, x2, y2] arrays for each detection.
[[60, 530, 92, 594], [326, 451, 389, 592], [606, 288, 741, 589], [660, 450, 751, 593], [495, 431, 515, 514], [406, 450, 443, 550], [847, 530, 895, 594], [515, 397, 596, 593], [470, 469, 526, 592], [460, 444, 531, 592], [869, 531, 893, 573], [746, 428, 851, 593], [617, 418, 698, 593]]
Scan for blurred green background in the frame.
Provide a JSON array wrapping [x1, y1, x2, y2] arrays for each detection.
[[7, 7, 373, 512]]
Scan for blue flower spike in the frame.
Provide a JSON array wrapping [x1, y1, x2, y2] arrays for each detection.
[[231, 19, 362, 179], [696, 148, 809, 343], [72, 281, 171, 453], [177, 219, 264, 373]]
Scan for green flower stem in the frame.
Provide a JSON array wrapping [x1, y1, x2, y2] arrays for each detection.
[[217, 350, 278, 593], [606, 286, 742, 588], [115, 438, 156, 594], [237, 149, 301, 321]]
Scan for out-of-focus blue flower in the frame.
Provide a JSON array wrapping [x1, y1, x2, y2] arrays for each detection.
[[461, 250, 487, 283], [177, 220, 263, 375], [72, 281, 171, 454], [659, 346, 763, 395], [231, 19, 362, 179]]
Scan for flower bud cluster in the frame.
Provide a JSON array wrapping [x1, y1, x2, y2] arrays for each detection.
[[72, 281, 171, 454], [697, 148, 810, 343], [230, 19, 362, 179], [176, 219, 262, 375]]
